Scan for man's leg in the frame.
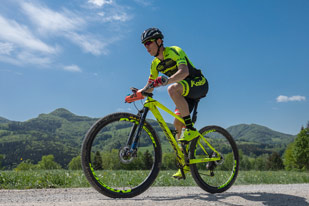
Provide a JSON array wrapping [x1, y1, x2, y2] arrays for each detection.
[[168, 83, 195, 131], [174, 118, 184, 139], [168, 83, 192, 179], [168, 83, 190, 117]]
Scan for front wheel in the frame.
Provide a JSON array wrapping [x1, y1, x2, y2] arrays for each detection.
[[189, 126, 239, 193], [81, 112, 162, 198]]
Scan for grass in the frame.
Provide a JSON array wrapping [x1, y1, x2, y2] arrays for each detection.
[[0, 170, 308, 189]]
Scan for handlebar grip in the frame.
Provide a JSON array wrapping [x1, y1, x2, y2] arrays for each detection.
[[141, 91, 153, 97]]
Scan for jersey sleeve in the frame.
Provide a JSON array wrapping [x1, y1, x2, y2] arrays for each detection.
[[169, 46, 188, 66], [149, 59, 159, 81]]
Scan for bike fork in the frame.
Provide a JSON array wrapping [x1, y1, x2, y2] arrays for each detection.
[[127, 107, 149, 153]]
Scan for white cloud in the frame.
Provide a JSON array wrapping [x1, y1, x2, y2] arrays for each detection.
[[0, 15, 57, 54], [21, 2, 110, 56], [88, 0, 113, 7], [0, 42, 14, 55], [66, 32, 105, 56], [21, 2, 85, 33], [63, 65, 82, 72], [101, 12, 130, 23], [276, 95, 306, 103], [0, 1, 133, 68], [17, 51, 52, 66], [134, 0, 153, 7]]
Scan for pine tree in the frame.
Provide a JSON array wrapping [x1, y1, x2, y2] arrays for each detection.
[[143, 150, 153, 170], [266, 152, 284, 170], [93, 151, 103, 170]]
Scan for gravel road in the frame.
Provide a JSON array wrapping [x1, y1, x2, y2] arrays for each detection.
[[1, 184, 308, 206]]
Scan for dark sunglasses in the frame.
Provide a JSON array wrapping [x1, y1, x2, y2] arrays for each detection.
[[144, 39, 156, 46]]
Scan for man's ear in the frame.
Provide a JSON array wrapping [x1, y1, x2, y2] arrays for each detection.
[[156, 38, 163, 45]]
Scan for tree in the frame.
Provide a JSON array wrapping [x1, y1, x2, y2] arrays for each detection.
[[283, 142, 296, 170], [93, 151, 103, 170], [293, 129, 309, 170], [161, 153, 177, 170], [266, 152, 284, 170], [142, 150, 153, 170], [253, 154, 268, 171], [238, 150, 252, 171], [15, 159, 36, 171], [0, 154, 4, 170], [37, 155, 62, 170], [284, 128, 309, 170], [68, 155, 82, 170]]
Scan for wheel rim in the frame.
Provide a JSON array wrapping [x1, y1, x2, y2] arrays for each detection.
[[85, 116, 159, 194], [190, 127, 238, 190]]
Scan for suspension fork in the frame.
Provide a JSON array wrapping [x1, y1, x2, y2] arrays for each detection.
[[127, 107, 149, 152]]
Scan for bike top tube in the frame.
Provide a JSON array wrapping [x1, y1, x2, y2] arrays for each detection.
[[141, 92, 185, 125]]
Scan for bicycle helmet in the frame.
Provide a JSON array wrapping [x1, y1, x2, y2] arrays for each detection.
[[141, 28, 164, 44]]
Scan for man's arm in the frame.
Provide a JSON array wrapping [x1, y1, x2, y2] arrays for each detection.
[[166, 64, 189, 85]]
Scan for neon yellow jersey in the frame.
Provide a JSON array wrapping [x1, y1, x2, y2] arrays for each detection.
[[149, 46, 202, 81]]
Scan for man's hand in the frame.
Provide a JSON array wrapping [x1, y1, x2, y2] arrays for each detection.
[[153, 76, 169, 87]]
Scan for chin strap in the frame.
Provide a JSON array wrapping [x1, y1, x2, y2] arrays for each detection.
[[154, 41, 163, 57]]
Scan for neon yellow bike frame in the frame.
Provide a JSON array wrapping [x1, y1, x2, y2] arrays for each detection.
[[143, 96, 221, 166]]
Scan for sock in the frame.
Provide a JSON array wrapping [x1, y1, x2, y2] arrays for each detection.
[[183, 115, 196, 130]]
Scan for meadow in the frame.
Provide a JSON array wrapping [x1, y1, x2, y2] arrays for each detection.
[[0, 170, 308, 189]]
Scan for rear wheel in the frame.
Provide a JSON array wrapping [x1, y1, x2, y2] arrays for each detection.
[[81, 112, 162, 198], [189, 126, 239, 193]]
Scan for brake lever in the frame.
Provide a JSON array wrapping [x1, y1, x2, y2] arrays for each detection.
[[130, 87, 139, 94]]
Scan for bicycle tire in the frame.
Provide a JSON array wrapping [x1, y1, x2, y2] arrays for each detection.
[[81, 112, 162, 198], [189, 125, 239, 193]]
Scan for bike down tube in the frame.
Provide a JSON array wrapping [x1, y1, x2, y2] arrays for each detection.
[[144, 98, 185, 163]]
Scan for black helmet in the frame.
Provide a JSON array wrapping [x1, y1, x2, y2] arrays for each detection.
[[141, 28, 164, 44]]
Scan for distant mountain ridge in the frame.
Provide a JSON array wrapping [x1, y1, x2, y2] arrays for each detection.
[[227, 124, 294, 145], [0, 108, 295, 169], [0, 117, 10, 123]]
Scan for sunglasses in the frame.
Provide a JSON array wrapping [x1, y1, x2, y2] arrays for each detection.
[[144, 39, 156, 46]]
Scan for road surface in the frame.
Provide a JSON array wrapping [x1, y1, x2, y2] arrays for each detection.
[[0, 184, 308, 206]]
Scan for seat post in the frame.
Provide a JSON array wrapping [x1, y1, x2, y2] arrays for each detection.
[[191, 99, 200, 124]]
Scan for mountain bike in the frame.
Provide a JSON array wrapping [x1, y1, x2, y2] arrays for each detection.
[[81, 84, 239, 198]]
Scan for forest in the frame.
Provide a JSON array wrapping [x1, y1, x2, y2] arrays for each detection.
[[0, 108, 308, 171]]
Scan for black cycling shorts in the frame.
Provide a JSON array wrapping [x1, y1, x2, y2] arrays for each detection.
[[177, 75, 209, 113]]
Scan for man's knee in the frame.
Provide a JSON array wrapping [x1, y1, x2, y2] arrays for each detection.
[[168, 83, 182, 96]]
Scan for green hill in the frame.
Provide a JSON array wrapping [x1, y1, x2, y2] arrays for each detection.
[[227, 124, 295, 156], [0, 108, 295, 169], [0, 117, 9, 123]]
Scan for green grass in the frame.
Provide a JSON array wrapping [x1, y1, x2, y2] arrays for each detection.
[[0, 170, 308, 189]]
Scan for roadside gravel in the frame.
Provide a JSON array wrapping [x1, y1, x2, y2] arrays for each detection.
[[0, 184, 308, 206]]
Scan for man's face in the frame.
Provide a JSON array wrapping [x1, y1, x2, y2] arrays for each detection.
[[144, 39, 159, 56]]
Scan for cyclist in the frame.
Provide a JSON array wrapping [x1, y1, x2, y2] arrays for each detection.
[[139, 28, 209, 179]]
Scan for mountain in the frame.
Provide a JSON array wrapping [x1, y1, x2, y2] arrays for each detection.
[[0, 108, 296, 169], [226, 124, 295, 156], [0, 117, 9, 123], [227, 124, 294, 145], [0, 108, 98, 169]]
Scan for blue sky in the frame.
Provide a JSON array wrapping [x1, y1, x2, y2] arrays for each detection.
[[0, 0, 308, 135]]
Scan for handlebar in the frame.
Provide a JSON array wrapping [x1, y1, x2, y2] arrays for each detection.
[[141, 82, 154, 98]]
